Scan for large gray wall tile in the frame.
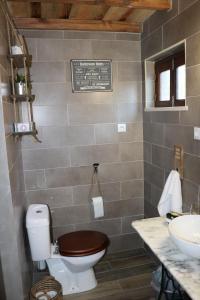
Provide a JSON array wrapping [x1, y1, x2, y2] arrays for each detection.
[[187, 66, 200, 97], [184, 154, 200, 185], [180, 97, 200, 126], [91, 40, 140, 61], [63, 39, 92, 59], [69, 103, 116, 125], [31, 62, 65, 82], [51, 205, 91, 226], [119, 142, 143, 161], [75, 219, 121, 236], [32, 83, 68, 105], [33, 106, 68, 126], [24, 169, 46, 190], [40, 125, 95, 148], [121, 180, 144, 199], [26, 187, 73, 208], [37, 39, 64, 61], [118, 62, 141, 81], [109, 233, 143, 253], [144, 162, 164, 189], [70, 144, 119, 167], [23, 148, 70, 170], [45, 166, 92, 188], [186, 31, 200, 67]]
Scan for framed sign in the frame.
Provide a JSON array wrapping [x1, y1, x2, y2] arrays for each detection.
[[71, 59, 112, 92]]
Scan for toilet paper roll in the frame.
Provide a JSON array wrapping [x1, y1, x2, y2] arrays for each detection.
[[92, 196, 104, 218]]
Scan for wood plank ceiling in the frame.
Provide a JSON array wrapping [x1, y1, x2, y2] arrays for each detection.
[[6, 0, 171, 32]]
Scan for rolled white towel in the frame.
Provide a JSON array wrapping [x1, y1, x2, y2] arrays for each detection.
[[158, 170, 182, 217]]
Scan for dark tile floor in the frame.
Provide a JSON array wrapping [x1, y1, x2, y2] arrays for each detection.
[[32, 248, 158, 300], [64, 248, 157, 300]]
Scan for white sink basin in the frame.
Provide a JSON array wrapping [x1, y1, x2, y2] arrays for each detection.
[[168, 215, 200, 259]]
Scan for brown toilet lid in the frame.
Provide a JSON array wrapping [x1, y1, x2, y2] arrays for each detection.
[[57, 230, 109, 257]]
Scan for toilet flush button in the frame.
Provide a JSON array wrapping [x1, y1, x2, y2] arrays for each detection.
[[118, 124, 126, 133], [194, 127, 200, 140]]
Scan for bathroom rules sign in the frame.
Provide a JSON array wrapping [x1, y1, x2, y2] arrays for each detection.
[[71, 59, 112, 92]]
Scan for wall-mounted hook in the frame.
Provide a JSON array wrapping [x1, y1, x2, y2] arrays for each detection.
[[93, 163, 99, 174]]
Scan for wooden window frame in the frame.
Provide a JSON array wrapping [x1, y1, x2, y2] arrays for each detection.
[[155, 57, 173, 107], [174, 51, 185, 106], [155, 51, 185, 107]]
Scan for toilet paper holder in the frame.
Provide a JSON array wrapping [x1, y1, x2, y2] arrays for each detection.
[[88, 163, 104, 218], [88, 163, 103, 200], [93, 163, 99, 174]]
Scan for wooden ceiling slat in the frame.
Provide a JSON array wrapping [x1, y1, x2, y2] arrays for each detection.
[[41, 3, 67, 18], [127, 8, 154, 22], [69, 4, 106, 20], [7, 2, 31, 17], [103, 7, 129, 21], [13, 17, 141, 32], [7, 0, 171, 10]]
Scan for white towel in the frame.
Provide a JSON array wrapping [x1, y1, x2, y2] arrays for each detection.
[[157, 170, 182, 217]]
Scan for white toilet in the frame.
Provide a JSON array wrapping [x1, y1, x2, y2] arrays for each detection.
[[26, 204, 109, 295]]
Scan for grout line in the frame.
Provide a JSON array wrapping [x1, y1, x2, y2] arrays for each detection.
[[187, 63, 200, 69], [68, 146, 72, 168], [66, 103, 70, 126], [177, 0, 180, 14], [43, 169, 47, 189], [35, 38, 38, 61], [23, 160, 144, 172], [93, 124, 97, 145], [120, 217, 123, 235], [178, 0, 199, 14]]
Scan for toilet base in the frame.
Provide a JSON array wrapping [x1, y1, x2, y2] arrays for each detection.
[[46, 258, 97, 295]]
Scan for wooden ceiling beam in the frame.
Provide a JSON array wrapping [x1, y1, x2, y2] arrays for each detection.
[[119, 7, 134, 21], [13, 17, 141, 32], [7, 0, 171, 10]]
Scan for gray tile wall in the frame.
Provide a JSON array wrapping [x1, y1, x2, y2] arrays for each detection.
[[142, 0, 200, 216], [21, 30, 144, 253], [0, 5, 31, 300]]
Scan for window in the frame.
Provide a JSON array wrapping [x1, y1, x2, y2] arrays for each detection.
[[155, 51, 185, 107]]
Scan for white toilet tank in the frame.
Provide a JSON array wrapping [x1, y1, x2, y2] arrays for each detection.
[[26, 204, 51, 261]]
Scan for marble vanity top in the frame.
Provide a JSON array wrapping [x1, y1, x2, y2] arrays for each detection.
[[132, 217, 200, 300]]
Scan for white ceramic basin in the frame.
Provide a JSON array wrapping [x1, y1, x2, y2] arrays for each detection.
[[168, 215, 200, 259]]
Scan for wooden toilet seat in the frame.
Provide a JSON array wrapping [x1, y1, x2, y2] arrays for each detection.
[[57, 230, 109, 257]]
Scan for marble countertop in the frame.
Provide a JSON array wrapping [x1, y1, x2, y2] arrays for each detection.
[[132, 217, 200, 300]]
